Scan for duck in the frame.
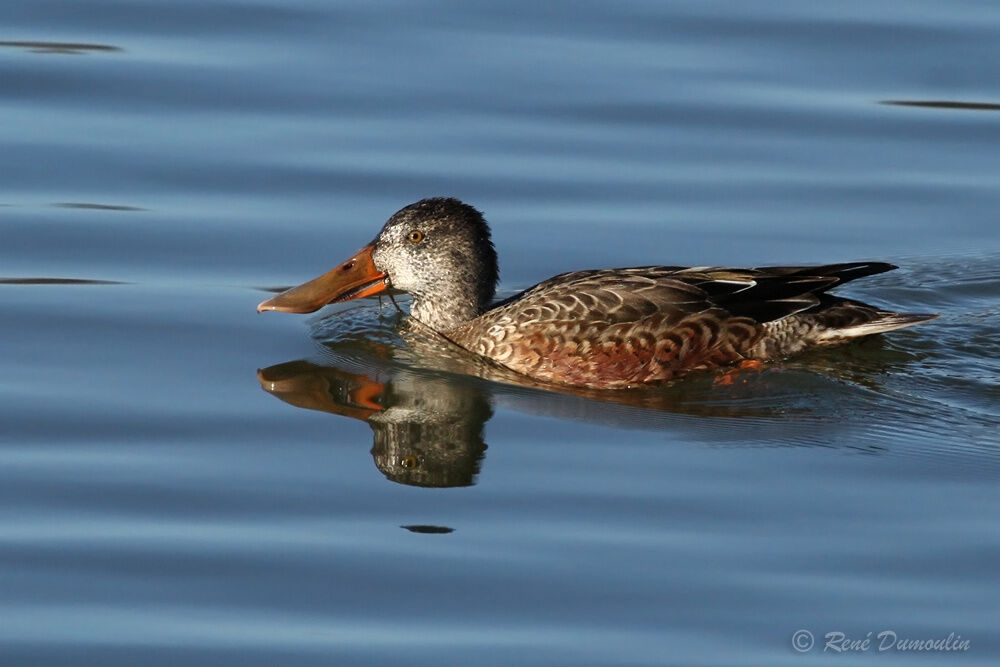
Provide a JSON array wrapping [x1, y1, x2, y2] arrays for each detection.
[[257, 197, 937, 389]]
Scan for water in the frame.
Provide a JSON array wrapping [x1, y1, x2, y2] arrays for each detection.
[[1, 1, 998, 664]]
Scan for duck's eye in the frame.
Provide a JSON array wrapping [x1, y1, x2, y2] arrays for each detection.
[[407, 230, 424, 244], [400, 454, 419, 469]]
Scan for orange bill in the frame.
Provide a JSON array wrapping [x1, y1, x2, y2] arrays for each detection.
[[257, 244, 388, 313], [257, 362, 385, 421]]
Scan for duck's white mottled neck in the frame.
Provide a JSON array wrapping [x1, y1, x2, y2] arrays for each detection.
[[410, 289, 484, 331]]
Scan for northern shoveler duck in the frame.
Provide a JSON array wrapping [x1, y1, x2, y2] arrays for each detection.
[[258, 198, 937, 389]]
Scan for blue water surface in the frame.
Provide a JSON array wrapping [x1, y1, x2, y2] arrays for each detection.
[[1, 1, 998, 665]]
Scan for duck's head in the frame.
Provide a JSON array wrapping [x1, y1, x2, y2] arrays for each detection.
[[258, 198, 499, 331]]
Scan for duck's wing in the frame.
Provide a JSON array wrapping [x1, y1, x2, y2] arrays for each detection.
[[486, 262, 898, 325], [681, 262, 899, 322]]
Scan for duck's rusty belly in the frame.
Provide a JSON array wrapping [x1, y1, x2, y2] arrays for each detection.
[[453, 313, 764, 389]]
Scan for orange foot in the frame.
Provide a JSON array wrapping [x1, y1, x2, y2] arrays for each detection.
[[714, 359, 766, 386]]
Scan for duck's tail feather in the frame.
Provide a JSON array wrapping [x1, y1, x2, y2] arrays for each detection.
[[756, 302, 938, 358], [816, 311, 939, 342]]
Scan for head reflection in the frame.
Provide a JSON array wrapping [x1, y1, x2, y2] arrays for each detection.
[[258, 361, 489, 487]]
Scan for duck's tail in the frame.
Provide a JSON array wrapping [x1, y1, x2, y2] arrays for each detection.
[[814, 310, 939, 342], [754, 300, 938, 358]]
